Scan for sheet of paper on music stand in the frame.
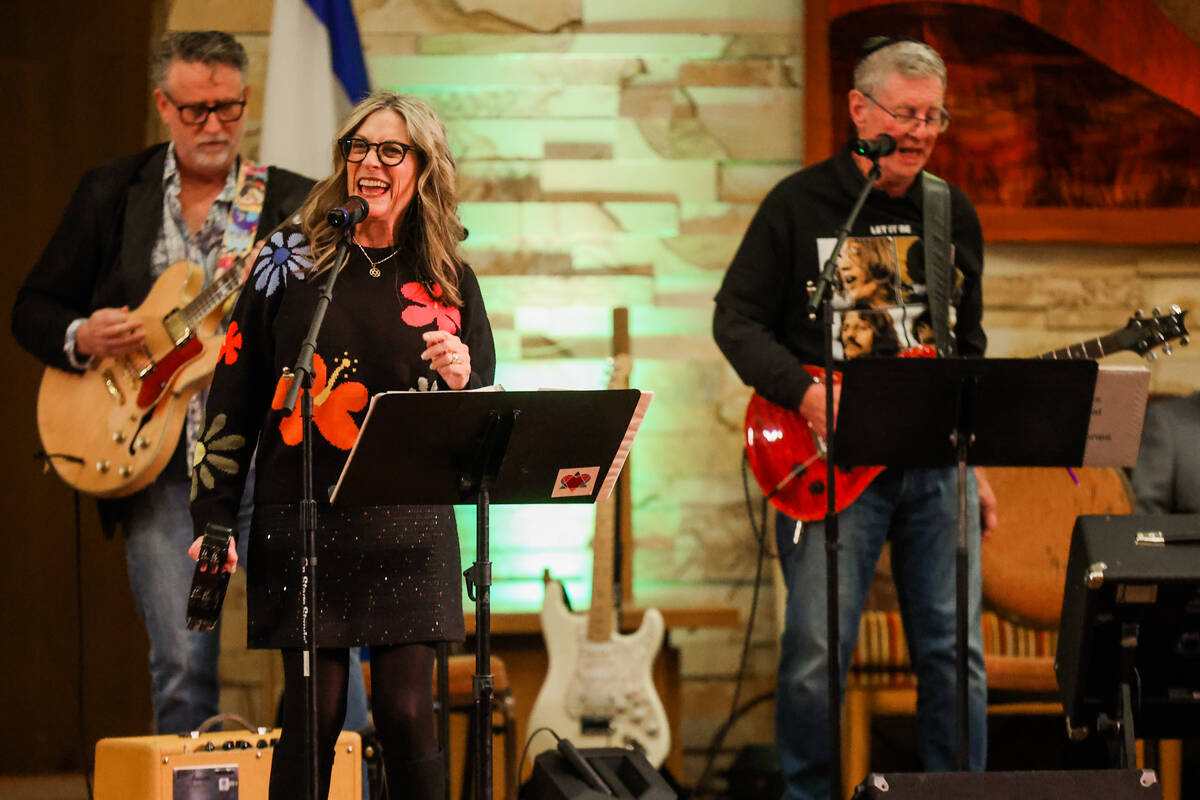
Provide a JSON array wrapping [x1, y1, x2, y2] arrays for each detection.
[[1081, 365, 1150, 467]]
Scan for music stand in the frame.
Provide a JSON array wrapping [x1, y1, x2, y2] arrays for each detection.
[[834, 357, 1099, 770], [330, 388, 653, 800]]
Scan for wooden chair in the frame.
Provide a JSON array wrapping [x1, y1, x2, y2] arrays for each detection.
[[361, 649, 520, 800], [437, 651, 519, 800]]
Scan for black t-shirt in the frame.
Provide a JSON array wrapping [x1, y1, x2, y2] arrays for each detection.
[[714, 145, 985, 409]]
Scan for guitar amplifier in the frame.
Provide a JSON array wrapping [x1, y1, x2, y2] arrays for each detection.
[[94, 727, 361, 800], [1055, 513, 1200, 740]]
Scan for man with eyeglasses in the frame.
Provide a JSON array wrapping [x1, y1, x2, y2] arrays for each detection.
[[714, 38, 998, 799], [11, 31, 373, 741]]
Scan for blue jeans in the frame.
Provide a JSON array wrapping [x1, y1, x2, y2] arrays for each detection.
[[774, 467, 987, 800], [123, 465, 369, 741], [123, 473, 227, 733]]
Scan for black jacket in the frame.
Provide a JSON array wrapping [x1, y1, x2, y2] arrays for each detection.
[[12, 143, 314, 371]]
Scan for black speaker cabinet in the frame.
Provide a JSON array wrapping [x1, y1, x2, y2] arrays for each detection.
[[1055, 514, 1200, 739], [524, 747, 675, 800], [852, 769, 1162, 798]]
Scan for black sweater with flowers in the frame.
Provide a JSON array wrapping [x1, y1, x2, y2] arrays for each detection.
[[189, 226, 496, 540]]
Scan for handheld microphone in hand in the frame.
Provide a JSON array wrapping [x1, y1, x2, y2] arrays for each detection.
[[851, 133, 897, 160], [327, 196, 369, 228]]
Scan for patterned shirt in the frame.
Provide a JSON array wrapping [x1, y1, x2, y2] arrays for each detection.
[[152, 144, 239, 280], [157, 145, 240, 475]]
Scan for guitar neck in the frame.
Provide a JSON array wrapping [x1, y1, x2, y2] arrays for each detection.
[[181, 263, 243, 327], [586, 495, 617, 642], [1036, 334, 1122, 361]]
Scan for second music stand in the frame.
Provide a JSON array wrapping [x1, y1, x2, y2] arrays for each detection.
[[835, 356, 1098, 770]]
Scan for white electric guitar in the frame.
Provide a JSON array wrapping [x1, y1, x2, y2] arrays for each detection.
[[526, 355, 670, 766]]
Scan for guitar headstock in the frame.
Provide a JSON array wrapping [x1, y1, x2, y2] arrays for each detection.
[[1116, 305, 1189, 359]]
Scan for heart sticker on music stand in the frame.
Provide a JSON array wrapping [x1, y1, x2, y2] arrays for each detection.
[[552, 467, 600, 498]]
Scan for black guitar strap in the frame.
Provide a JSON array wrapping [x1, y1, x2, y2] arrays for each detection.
[[922, 171, 956, 357]]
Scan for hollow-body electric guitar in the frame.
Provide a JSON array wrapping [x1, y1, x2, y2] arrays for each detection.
[[745, 307, 1189, 522], [37, 259, 247, 497]]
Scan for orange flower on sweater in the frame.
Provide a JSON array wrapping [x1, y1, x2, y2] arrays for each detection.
[[400, 282, 461, 333], [218, 321, 242, 366], [271, 352, 368, 450]]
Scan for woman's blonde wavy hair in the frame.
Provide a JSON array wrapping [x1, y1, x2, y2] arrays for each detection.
[[295, 90, 467, 307]]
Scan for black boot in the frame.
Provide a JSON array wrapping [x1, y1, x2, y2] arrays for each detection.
[[384, 750, 446, 800]]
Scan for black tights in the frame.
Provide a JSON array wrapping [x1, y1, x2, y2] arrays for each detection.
[[270, 644, 440, 800]]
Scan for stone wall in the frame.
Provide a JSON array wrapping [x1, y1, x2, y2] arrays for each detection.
[[163, 0, 1200, 787]]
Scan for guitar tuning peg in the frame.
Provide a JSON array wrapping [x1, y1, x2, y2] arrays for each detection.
[[1153, 306, 1162, 317], [1171, 304, 1183, 315], [1146, 351, 1158, 361], [1181, 335, 1190, 346], [1134, 309, 1145, 320], [1163, 343, 1174, 356]]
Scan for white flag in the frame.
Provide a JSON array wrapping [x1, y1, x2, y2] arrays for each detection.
[[260, 0, 370, 180]]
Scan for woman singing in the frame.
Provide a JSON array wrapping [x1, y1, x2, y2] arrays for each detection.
[[189, 90, 495, 799]]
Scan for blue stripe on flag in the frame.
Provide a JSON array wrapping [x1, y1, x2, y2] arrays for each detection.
[[305, 0, 371, 102]]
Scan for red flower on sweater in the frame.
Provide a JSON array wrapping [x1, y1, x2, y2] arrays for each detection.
[[400, 282, 461, 333], [218, 321, 242, 366], [271, 352, 368, 450]]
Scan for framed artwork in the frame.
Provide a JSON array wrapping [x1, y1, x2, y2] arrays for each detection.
[[805, 0, 1200, 242]]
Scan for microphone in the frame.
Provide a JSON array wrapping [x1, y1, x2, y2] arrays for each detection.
[[327, 196, 369, 228], [851, 133, 897, 160]]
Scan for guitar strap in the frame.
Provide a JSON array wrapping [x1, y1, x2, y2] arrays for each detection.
[[922, 171, 956, 357], [216, 159, 269, 274], [185, 160, 269, 475]]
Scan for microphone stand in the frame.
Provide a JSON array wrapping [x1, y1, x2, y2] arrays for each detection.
[[804, 152, 882, 800], [281, 223, 356, 800]]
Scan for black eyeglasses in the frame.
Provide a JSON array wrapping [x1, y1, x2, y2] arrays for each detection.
[[338, 137, 420, 166], [161, 90, 246, 125], [864, 93, 951, 132]]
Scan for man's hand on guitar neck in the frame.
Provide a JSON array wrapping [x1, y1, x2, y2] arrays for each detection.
[[799, 380, 840, 441], [75, 306, 146, 358]]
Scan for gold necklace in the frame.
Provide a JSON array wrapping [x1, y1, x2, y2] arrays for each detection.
[[354, 240, 399, 278]]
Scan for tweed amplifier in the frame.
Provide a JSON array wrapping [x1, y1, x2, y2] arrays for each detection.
[[94, 727, 361, 799]]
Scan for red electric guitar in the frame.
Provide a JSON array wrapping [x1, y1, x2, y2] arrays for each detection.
[[745, 307, 1189, 522]]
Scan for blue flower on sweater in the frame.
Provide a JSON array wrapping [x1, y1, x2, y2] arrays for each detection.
[[253, 230, 310, 296]]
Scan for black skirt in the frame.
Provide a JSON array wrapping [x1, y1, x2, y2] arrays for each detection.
[[245, 503, 466, 649]]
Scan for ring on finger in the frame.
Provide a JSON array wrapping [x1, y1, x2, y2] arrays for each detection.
[[450, 352, 461, 364]]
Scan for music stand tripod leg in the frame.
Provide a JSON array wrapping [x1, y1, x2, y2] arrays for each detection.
[[462, 410, 517, 800]]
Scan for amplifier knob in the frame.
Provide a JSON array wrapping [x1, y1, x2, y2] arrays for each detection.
[[96, 461, 110, 473]]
